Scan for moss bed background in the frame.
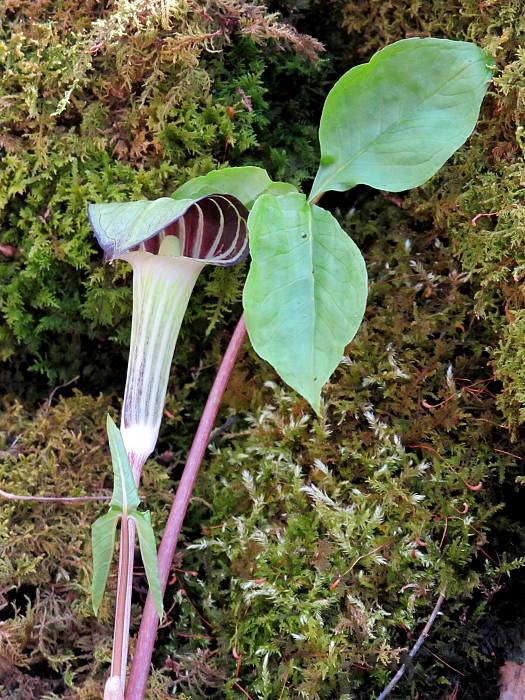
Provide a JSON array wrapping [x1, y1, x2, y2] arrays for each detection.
[[2, 0, 525, 698]]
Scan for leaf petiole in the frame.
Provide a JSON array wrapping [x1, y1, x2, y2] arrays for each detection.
[[91, 417, 164, 695]]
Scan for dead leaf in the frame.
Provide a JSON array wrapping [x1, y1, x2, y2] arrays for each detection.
[[499, 660, 525, 699], [0, 244, 18, 258], [112, 138, 129, 160]]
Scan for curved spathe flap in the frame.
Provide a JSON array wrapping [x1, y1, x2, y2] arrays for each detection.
[[88, 193, 249, 266]]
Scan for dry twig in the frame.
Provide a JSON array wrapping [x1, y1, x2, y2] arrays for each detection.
[[375, 588, 447, 700]]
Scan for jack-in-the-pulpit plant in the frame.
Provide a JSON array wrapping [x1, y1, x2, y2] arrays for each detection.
[[89, 191, 252, 697], [89, 193, 250, 476], [87, 37, 495, 698]]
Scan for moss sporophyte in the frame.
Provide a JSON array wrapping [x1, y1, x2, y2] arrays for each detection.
[[87, 38, 494, 699]]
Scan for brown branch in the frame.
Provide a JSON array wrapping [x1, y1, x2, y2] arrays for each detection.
[[375, 588, 447, 700], [42, 374, 80, 410], [0, 487, 110, 503]]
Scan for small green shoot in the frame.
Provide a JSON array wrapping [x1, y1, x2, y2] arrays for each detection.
[[91, 416, 163, 619]]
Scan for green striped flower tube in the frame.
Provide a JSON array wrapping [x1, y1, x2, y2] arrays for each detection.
[[88, 193, 249, 479]]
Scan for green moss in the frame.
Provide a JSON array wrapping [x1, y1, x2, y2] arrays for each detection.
[[0, 391, 174, 697], [4, 2, 525, 698], [3, 197, 522, 699], [0, 1, 325, 389]]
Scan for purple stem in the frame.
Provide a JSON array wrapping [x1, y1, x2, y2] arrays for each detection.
[[125, 315, 247, 700]]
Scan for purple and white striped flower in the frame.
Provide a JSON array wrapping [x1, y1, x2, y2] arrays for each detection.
[[88, 192, 248, 479]]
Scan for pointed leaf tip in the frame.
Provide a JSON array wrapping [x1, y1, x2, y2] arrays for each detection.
[[106, 415, 140, 513]]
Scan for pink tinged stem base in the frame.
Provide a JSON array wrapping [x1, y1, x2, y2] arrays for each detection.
[[125, 315, 247, 700], [104, 675, 125, 700], [107, 249, 203, 696], [119, 251, 204, 481]]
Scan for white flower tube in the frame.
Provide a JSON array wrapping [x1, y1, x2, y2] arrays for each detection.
[[88, 191, 249, 479], [119, 246, 204, 477]]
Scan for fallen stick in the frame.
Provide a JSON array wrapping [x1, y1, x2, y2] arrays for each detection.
[[375, 588, 447, 700], [0, 488, 109, 502]]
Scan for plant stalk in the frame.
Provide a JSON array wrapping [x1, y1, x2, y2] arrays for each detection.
[[111, 514, 131, 680], [104, 520, 134, 700], [125, 314, 247, 700], [105, 451, 147, 699]]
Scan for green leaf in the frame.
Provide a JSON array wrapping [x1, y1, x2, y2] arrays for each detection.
[[91, 508, 120, 615], [106, 415, 140, 514], [310, 38, 495, 201], [171, 166, 297, 210], [243, 192, 368, 413], [132, 510, 164, 619]]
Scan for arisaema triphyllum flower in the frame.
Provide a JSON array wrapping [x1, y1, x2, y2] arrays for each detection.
[[88, 190, 248, 700], [88, 192, 249, 482]]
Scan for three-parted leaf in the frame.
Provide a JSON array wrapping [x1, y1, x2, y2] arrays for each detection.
[[91, 508, 120, 614], [243, 192, 368, 413], [310, 38, 495, 201], [133, 510, 164, 619], [171, 166, 297, 209]]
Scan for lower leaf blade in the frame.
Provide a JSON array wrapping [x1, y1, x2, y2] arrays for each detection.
[[243, 192, 368, 413], [133, 510, 164, 619], [92, 509, 120, 615]]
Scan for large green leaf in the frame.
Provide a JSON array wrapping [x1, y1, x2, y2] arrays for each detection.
[[91, 508, 120, 615], [243, 192, 368, 413], [133, 510, 164, 619], [309, 38, 495, 201], [171, 166, 296, 210], [107, 415, 140, 514]]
